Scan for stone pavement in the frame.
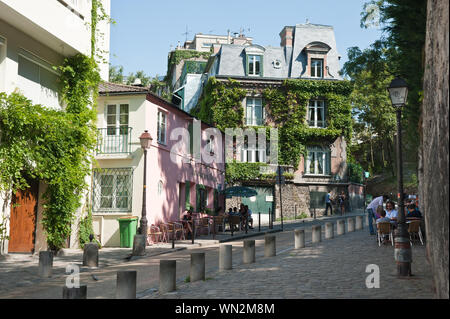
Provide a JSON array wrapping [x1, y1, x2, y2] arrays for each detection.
[[143, 227, 434, 299], [0, 211, 392, 299]]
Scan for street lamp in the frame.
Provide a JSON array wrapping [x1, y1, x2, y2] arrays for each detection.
[[387, 76, 411, 277], [139, 130, 153, 238]]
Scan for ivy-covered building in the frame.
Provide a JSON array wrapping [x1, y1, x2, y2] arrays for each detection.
[[166, 32, 253, 112], [190, 23, 359, 219]]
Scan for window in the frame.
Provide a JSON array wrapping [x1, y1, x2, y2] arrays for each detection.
[[17, 51, 59, 109], [206, 136, 215, 154], [241, 137, 267, 163], [196, 185, 207, 212], [308, 100, 325, 128], [247, 55, 262, 76], [311, 59, 323, 78], [245, 98, 264, 126], [157, 111, 167, 144], [107, 104, 129, 135], [305, 147, 331, 175], [93, 168, 133, 212]]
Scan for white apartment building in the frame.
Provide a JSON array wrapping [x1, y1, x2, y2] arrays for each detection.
[[0, 0, 110, 254]]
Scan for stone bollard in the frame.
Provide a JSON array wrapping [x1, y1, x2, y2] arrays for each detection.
[[347, 218, 355, 232], [337, 219, 346, 235], [325, 222, 334, 239], [243, 240, 255, 264], [190, 253, 205, 282], [356, 216, 363, 230], [38, 251, 53, 278], [159, 260, 176, 293], [294, 229, 305, 249], [219, 244, 232, 271], [264, 234, 276, 257], [116, 270, 137, 299], [83, 242, 99, 268], [132, 234, 146, 256], [63, 285, 87, 299], [312, 225, 322, 243]]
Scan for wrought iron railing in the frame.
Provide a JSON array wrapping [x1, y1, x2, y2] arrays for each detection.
[[96, 127, 132, 155]]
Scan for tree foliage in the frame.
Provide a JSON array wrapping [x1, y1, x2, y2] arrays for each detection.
[[348, 0, 427, 174]]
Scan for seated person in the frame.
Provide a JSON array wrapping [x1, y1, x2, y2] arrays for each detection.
[[182, 209, 193, 238], [225, 208, 233, 216], [406, 203, 422, 218], [231, 207, 239, 216], [376, 209, 391, 224], [385, 201, 398, 220]]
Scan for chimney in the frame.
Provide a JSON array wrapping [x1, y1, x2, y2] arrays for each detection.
[[279, 26, 294, 47]]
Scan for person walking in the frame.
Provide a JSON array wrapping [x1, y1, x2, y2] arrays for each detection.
[[325, 192, 333, 216], [338, 191, 346, 215], [367, 195, 390, 235]]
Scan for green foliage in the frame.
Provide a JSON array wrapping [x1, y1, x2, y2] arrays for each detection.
[[78, 206, 101, 249], [357, 0, 427, 167], [348, 162, 364, 184], [109, 64, 125, 84], [282, 172, 294, 180], [191, 77, 247, 130], [225, 161, 268, 184], [167, 50, 211, 73], [0, 88, 98, 250]]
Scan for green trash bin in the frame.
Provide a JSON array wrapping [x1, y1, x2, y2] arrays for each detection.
[[117, 216, 138, 248]]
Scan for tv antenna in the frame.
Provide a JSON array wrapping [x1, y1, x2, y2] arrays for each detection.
[[182, 25, 191, 42]]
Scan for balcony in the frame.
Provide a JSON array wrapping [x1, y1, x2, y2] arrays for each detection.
[[0, 0, 92, 56], [96, 127, 132, 156]]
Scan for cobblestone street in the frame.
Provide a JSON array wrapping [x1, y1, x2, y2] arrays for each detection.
[[143, 229, 434, 299], [0, 214, 435, 299]]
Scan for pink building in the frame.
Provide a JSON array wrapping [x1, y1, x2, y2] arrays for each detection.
[[93, 82, 225, 246]]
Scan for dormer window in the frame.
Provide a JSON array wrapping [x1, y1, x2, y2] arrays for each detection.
[[311, 59, 323, 78], [247, 55, 262, 76], [304, 42, 331, 78]]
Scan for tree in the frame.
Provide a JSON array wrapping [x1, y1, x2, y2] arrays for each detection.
[[360, 0, 427, 168], [419, 0, 448, 299], [109, 64, 124, 84], [342, 41, 397, 175]]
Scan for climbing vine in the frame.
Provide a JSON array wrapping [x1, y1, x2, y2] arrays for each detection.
[[191, 77, 353, 181]]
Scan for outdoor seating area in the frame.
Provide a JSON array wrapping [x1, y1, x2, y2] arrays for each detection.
[[371, 197, 425, 247]]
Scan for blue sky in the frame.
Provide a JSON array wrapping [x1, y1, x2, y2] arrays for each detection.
[[109, 0, 382, 78]]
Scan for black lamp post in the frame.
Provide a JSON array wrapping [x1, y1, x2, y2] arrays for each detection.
[[139, 130, 153, 238], [387, 76, 411, 277]]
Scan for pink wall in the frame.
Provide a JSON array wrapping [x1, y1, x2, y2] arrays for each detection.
[[145, 94, 225, 225]]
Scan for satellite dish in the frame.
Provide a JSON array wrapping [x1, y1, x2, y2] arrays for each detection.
[[132, 78, 142, 86]]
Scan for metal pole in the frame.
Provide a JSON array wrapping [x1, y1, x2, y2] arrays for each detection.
[[269, 207, 272, 229], [213, 217, 216, 240], [191, 220, 195, 244], [258, 212, 261, 232], [172, 224, 175, 249], [394, 108, 411, 277], [140, 148, 148, 237], [294, 204, 297, 220], [278, 165, 284, 231]]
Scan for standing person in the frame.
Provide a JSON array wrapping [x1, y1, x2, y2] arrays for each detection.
[[339, 191, 346, 215], [367, 195, 390, 235], [244, 205, 254, 229], [325, 191, 333, 216]]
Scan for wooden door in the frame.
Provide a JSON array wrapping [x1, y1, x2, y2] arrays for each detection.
[[8, 180, 39, 253]]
